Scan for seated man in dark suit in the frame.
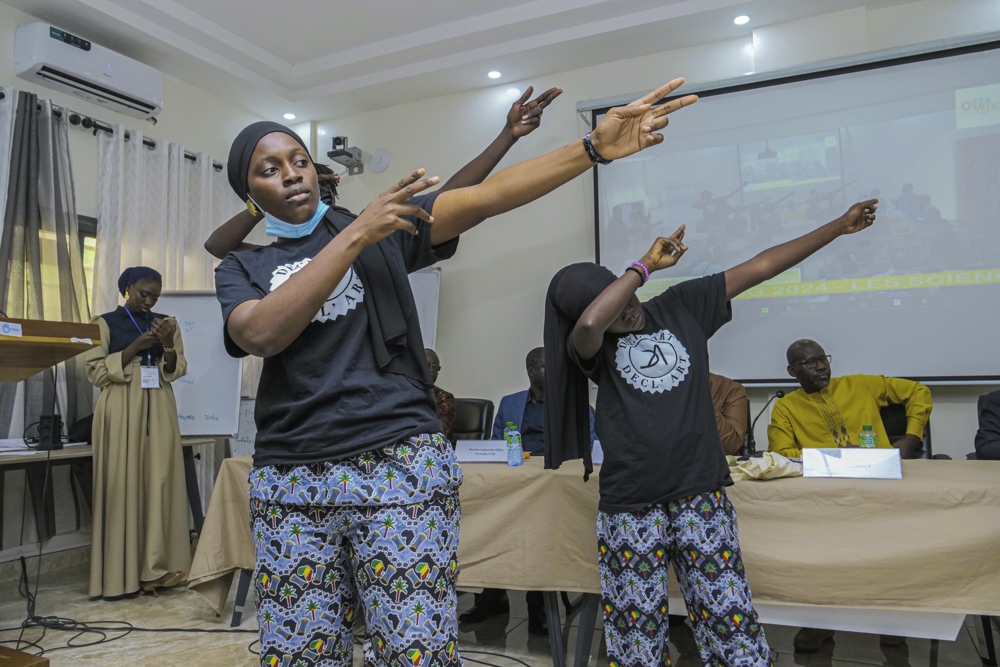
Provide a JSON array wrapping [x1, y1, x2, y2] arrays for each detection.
[[462, 348, 594, 635], [975, 389, 1000, 460], [491, 347, 596, 453]]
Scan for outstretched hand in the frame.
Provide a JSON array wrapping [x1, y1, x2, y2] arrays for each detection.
[[840, 199, 878, 235], [507, 86, 563, 139], [351, 169, 440, 246], [640, 225, 688, 272], [590, 78, 697, 160]]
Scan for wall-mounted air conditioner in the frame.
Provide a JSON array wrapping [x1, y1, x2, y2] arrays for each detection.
[[13, 22, 163, 119]]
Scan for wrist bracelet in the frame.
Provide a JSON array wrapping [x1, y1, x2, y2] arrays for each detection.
[[625, 266, 646, 285], [163, 345, 176, 353], [631, 261, 651, 284], [583, 133, 612, 165]]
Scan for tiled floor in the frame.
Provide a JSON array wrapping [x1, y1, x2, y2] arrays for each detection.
[[0, 563, 993, 666]]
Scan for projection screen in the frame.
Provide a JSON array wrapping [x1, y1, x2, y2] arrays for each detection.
[[593, 41, 1000, 382]]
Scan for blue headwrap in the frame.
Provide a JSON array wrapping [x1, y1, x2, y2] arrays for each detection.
[[118, 266, 162, 297]]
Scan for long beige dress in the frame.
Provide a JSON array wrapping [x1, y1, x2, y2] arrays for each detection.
[[84, 316, 191, 597]]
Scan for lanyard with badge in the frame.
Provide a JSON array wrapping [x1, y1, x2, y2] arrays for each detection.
[[125, 307, 161, 389]]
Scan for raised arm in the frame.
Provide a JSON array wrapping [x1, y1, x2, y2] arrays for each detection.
[[428, 79, 698, 245], [440, 86, 562, 192], [572, 229, 687, 361], [226, 171, 439, 357], [724, 200, 877, 300]]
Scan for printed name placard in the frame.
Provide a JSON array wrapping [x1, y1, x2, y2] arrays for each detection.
[[802, 448, 902, 479], [454, 440, 507, 463], [0, 322, 22, 337]]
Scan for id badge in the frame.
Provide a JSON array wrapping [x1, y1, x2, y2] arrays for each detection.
[[140, 365, 161, 389]]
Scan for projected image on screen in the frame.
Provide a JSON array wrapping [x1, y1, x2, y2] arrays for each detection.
[[596, 46, 1000, 380]]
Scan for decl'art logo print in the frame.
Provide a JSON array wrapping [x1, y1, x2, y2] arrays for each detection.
[[270, 258, 364, 323], [615, 329, 690, 394]]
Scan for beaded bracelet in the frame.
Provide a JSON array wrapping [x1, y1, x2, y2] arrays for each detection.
[[630, 261, 650, 284], [625, 266, 645, 285], [583, 133, 612, 165]]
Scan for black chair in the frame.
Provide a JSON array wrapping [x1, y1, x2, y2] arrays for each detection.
[[453, 398, 495, 441], [878, 403, 947, 459]]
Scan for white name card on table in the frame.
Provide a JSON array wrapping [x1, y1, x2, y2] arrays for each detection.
[[454, 440, 507, 463], [802, 448, 902, 479]]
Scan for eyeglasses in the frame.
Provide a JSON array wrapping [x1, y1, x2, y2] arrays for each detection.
[[792, 355, 832, 370], [427, 363, 441, 372]]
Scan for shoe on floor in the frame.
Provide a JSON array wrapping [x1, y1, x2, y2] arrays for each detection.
[[880, 634, 907, 647], [793, 627, 835, 653], [459, 597, 510, 624]]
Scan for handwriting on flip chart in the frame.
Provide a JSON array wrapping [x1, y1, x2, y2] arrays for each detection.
[[231, 398, 257, 458]]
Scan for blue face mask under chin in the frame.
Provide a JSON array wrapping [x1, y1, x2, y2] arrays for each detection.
[[262, 201, 330, 238]]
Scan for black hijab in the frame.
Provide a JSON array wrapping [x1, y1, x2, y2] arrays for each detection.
[[227, 121, 431, 386], [543, 263, 617, 480]]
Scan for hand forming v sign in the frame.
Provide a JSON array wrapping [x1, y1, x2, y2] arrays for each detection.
[[350, 169, 440, 246], [641, 225, 689, 272], [508, 86, 563, 139], [590, 78, 698, 161]]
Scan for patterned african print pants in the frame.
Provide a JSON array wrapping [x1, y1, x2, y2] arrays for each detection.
[[249, 434, 463, 667], [597, 490, 772, 667]]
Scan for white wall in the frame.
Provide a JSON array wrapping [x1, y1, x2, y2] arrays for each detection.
[[320, 0, 1000, 460], [0, 2, 263, 217]]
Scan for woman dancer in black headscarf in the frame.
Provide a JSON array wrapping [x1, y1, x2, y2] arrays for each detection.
[[215, 79, 697, 667], [84, 267, 189, 598], [544, 201, 878, 667]]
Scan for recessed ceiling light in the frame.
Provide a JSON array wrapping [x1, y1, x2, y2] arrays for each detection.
[[283, 113, 296, 120], [734, 15, 750, 25], [488, 71, 502, 79]]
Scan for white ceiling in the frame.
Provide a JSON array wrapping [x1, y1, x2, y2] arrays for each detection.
[[3, 0, 917, 121]]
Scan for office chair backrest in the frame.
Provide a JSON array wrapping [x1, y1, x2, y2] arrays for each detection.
[[453, 398, 495, 441], [879, 403, 932, 458]]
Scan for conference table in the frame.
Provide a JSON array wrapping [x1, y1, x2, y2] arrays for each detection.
[[189, 456, 1000, 666]]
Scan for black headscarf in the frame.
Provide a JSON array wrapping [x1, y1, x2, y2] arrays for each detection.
[[227, 121, 431, 386], [118, 266, 161, 297], [543, 263, 617, 480]]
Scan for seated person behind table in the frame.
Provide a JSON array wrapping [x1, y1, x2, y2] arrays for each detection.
[[491, 347, 596, 453], [425, 348, 456, 441], [768, 339, 931, 460], [769, 339, 931, 653], [975, 389, 1000, 460], [710, 372, 748, 455], [462, 347, 594, 635]]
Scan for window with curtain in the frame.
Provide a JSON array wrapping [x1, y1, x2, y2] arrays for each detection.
[[78, 215, 97, 311]]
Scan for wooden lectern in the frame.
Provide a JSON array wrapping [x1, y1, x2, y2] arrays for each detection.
[[0, 318, 100, 382]]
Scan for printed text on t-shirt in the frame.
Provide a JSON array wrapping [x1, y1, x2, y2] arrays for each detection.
[[615, 328, 691, 394], [269, 259, 365, 323]]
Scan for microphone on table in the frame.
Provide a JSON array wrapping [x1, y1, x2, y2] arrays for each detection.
[[746, 391, 784, 457]]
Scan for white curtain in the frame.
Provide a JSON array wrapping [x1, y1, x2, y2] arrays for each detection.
[[94, 126, 241, 504], [93, 127, 240, 316]]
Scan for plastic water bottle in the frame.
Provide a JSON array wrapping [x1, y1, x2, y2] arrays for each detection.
[[506, 425, 524, 467], [858, 425, 877, 449], [503, 422, 514, 443]]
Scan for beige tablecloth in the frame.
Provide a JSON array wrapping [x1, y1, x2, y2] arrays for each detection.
[[189, 456, 1000, 617]]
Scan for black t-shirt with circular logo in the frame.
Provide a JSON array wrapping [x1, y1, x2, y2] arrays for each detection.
[[568, 272, 733, 513], [214, 193, 456, 468]]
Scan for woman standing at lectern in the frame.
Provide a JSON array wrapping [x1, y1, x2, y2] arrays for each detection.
[[84, 266, 190, 598]]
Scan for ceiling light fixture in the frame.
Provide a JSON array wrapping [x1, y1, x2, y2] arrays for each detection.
[[488, 71, 502, 79], [283, 113, 296, 120], [734, 15, 750, 25]]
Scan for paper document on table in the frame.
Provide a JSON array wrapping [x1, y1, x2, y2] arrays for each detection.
[[802, 448, 902, 479]]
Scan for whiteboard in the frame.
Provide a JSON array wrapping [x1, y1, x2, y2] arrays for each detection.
[[409, 267, 440, 350], [156, 291, 242, 436], [232, 398, 257, 458]]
